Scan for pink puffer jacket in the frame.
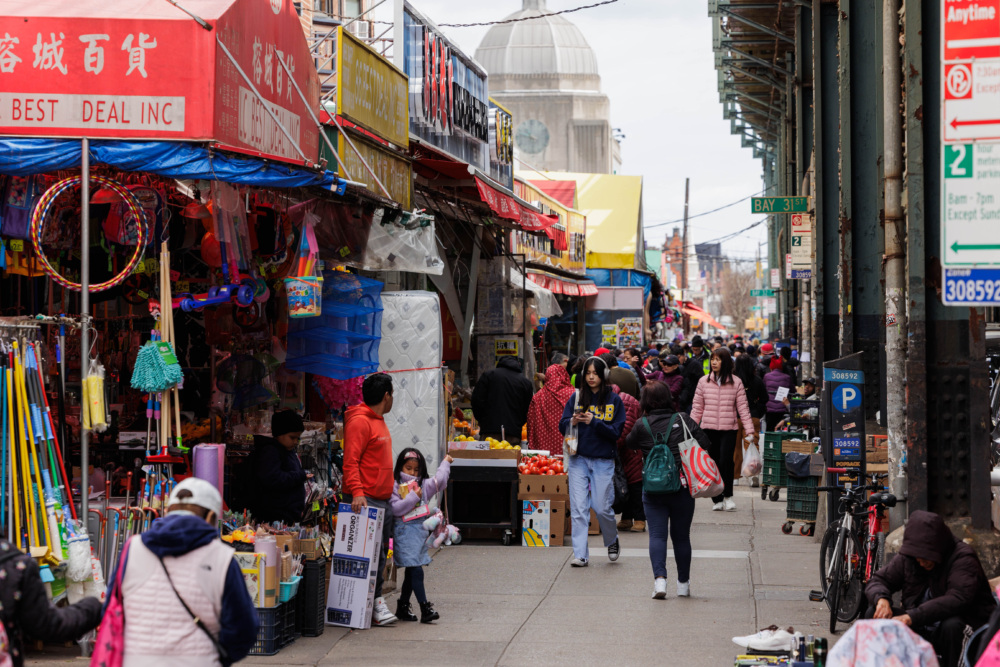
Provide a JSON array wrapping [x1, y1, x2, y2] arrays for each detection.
[[690, 373, 755, 434]]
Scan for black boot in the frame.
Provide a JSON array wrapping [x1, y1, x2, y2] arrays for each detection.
[[395, 599, 418, 622], [419, 601, 439, 624]]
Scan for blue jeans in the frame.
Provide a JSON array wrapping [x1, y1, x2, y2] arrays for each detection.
[[643, 490, 695, 581], [567, 454, 618, 560]]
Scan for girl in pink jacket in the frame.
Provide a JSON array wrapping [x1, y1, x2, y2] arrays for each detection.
[[690, 347, 755, 512]]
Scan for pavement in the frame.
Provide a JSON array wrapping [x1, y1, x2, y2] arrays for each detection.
[[25, 483, 836, 666]]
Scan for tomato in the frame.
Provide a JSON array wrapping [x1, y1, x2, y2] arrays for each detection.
[[546, 469, 555, 475]]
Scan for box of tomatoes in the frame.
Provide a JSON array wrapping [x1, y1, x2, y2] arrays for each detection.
[[518, 455, 569, 500]]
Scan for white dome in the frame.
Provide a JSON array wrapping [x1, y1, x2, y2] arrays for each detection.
[[474, 0, 600, 78]]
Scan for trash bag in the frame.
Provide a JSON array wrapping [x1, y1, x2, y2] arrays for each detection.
[[785, 451, 812, 479]]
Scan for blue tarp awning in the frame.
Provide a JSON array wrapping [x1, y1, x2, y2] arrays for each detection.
[[0, 138, 346, 192]]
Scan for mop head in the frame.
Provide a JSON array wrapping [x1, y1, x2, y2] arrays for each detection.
[[131, 341, 184, 392]]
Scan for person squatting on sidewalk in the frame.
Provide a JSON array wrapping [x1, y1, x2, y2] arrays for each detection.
[[559, 356, 626, 567], [389, 449, 453, 624], [626, 380, 711, 600]]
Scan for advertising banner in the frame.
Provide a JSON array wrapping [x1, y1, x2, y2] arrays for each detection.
[[488, 99, 513, 190]]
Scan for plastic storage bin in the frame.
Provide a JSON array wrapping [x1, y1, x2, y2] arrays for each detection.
[[280, 596, 298, 647], [295, 558, 327, 637], [249, 603, 283, 656], [786, 476, 819, 520], [279, 576, 302, 603]]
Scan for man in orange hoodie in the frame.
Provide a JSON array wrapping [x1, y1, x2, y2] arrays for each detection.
[[343, 373, 397, 626]]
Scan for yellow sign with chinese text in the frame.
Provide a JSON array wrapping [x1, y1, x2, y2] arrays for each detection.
[[338, 131, 412, 209], [510, 179, 586, 274], [336, 27, 409, 148]]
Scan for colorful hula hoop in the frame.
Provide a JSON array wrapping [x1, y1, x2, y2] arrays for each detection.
[[30, 175, 147, 292]]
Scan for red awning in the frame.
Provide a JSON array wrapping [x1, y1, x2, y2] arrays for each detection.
[[679, 302, 726, 332], [475, 177, 559, 232], [527, 272, 598, 297], [529, 180, 577, 208], [542, 225, 568, 251], [0, 0, 321, 166]]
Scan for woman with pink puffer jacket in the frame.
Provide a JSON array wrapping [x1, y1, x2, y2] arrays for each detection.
[[690, 347, 755, 512]]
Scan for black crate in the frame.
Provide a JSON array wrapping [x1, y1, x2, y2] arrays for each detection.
[[280, 595, 298, 647], [249, 603, 282, 656], [296, 558, 327, 637]]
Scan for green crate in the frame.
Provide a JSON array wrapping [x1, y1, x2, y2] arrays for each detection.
[[786, 476, 819, 521], [763, 461, 788, 488]]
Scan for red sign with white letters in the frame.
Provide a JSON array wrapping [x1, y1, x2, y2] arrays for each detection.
[[0, 0, 320, 166], [943, 0, 1000, 60]]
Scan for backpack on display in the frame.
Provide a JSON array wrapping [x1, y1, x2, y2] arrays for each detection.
[[0, 175, 38, 240], [641, 415, 682, 494]]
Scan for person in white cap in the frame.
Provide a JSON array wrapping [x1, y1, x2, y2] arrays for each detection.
[[106, 477, 258, 667]]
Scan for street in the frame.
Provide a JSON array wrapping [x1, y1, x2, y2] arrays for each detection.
[[37, 482, 836, 667]]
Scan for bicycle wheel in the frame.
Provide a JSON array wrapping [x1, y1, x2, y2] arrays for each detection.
[[825, 530, 844, 633], [821, 527, 866, 631], [818, 521, 841, 595]]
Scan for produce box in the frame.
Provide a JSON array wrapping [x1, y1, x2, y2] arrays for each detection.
[[549, 500, 567, 546], [326, 503, 384, 630], [781, 439, 815, 455], [518, 474, 569, 500], [522, 500, 552, 546], [448, 440, 490, 451], [448, 448, 520, 460]]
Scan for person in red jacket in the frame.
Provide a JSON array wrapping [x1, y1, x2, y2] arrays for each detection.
[[344, 373, 397, 627], [612, 385, 646, 532]]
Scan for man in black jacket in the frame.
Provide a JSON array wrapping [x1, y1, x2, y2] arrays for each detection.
[[865, 510, 996, 667], [679, 335, 708, 413], [245, 410, 308, 524], [0, 538, 101, 667], [472, 356, 534, 443]]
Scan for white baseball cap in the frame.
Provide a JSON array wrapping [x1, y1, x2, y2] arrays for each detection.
[[167, 477, 222, 519]]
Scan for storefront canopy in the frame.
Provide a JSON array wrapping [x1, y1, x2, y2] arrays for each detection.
[[679, 301, 726, 333], [0, 138, 344, 189], [527, 271, 598, 297], [0, 0, 321, 166]]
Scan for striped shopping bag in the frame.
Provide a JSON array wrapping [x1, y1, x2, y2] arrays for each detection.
[[677, 417, 724, 499]]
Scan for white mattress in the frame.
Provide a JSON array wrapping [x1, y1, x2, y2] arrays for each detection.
[[379, 292, 444, 474]]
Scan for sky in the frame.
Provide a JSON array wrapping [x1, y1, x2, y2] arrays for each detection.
[[369, 0, 770, 268]]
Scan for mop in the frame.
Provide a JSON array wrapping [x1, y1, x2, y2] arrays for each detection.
[[14, 342, 55, 562], [29, 343, 76, 520]]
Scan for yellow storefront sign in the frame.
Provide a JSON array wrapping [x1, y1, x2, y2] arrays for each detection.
[[338, 131, 412, 210], [336, 27, 409, 148]]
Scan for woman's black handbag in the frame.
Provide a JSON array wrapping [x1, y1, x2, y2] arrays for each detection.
[[612, 453, 630, 513]]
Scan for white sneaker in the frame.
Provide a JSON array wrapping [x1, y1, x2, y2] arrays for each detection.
[[724, 497, 737, 512], [372, 597, 397, 626], [652, 577, 667, 599], [677, 580, 690, 597], [712, 501, 725, 511], [732, 626, 795, 651], [570, 557, 589, 567]]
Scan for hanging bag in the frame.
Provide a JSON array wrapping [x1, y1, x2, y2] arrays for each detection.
[[563, 389, 580, 456], [677, 417, 724, 499], [641, 415, 683, 494], [611, 452, 630, 513], [90, 537, 133, 667]]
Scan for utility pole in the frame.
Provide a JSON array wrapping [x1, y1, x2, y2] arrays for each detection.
[[682, 178, 689, 305], [883, 0, 907, 527]]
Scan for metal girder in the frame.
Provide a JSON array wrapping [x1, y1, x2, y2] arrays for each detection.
[[726, 63, 783, 89], [720, 7, 796, 43], [724, 92, 783, 115], [726, 46, 793, 76]]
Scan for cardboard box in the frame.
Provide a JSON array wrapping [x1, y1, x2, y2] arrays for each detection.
[[518, 474, 569, 500], [448, 440, 490, 451], [449, 448, 520, 460], [235, 552, 265, 607], [274, 534, 295, 560], [263, 564, 278, 608], [522, 500, 551, 546], [549, 500, 567, 546], [296, 538, 319, 560], [808, 453, 826, 477], [326, 503, 384, 630], [781, 439, 815, 454]]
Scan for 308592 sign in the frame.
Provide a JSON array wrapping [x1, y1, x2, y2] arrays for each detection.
[[941, 0, 1000, 304]]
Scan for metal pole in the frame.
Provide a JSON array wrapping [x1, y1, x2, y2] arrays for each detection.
[[80, 138, 90, 524], [883, 0, 907, 526], [682, 178, 689, 307]]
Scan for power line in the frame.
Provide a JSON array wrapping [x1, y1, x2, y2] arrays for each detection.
[[643, 186, 773, 230], [368, 0, 619, 28]]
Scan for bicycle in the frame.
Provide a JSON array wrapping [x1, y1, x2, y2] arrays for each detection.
[[809, 467, 896, 634]]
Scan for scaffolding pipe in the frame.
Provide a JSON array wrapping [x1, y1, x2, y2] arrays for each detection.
[[80, 138, 90, 524], [883, 0, 907, 525]]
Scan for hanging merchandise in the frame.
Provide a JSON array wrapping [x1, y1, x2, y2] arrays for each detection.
[[285, 213, 323, 318], [0, 174, 39, 240], [30, 175, 148, 292], [82, 359, 108, 434], [130, 339, 183, 392], [362, 208, 444, 275]]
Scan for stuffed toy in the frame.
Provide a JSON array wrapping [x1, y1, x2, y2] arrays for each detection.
[[422, 510, 462, 548]]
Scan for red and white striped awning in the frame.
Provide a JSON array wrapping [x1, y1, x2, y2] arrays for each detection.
[[527, 272, 598, 297]]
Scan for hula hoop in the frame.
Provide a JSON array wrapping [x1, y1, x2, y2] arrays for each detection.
[[30, 175, 147, 293]]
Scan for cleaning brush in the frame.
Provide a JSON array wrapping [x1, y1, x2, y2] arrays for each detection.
[[130, 340, 183, 392]]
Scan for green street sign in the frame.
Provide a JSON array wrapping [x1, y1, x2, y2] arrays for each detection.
[[750, 305, 762, 311], [750, 289, 775, 297], [751, 196, 810, 213]]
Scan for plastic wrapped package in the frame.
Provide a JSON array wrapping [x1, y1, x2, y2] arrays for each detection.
[[363, 209, 444, 275]]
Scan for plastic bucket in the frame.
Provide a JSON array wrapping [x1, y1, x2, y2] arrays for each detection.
[[284, 277, 323, 318]]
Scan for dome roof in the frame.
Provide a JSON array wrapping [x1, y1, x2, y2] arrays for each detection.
[[474, 0, 600, 78]]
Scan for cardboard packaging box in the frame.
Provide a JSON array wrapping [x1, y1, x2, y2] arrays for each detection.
[[549, 500, 567, 546], [449, 448, 520, 460], [522, 500, 551, 546], [263, 563, 278, 607], [326, 503, 384, 630], [234, 552, 265, 607], [808, 453, 826, 477], [518, 474, 569, 500], [296, 538, 319, 560]]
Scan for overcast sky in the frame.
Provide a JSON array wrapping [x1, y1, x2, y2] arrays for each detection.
[[371, 0, 770, 267]]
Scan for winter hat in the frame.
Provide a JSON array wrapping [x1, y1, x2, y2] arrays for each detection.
[[691, 335, 704, 347], [167, 477, 222, 519], [780, 346, 792, 361], [271, 410, 305, 437], [594, 347, 611, 356], [760, 343, 774, 354], [770, 358, 784, 371]]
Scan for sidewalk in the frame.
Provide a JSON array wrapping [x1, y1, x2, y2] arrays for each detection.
[[25, 483, 835, 666]]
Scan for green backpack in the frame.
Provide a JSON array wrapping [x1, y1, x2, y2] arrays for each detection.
[[641, 415, 683, 494]]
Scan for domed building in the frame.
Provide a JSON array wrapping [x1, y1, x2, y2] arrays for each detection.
[[475, 0, 620, 174]]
